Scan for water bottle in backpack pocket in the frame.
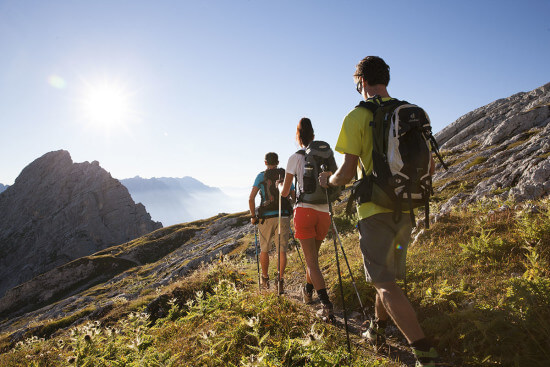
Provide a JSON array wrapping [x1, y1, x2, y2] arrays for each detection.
[[302, 160, 316, 194]]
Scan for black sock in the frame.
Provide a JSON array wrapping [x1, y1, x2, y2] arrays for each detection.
[[305, 283, 314, 294], [316, 288, 331, 305], [411, 337, 431, 351]]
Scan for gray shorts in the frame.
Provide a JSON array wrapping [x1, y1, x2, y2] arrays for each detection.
[[358, 213, 412, 283]]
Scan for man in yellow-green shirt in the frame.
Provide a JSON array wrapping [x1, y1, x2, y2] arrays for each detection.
[[319, 56, 438, 367]]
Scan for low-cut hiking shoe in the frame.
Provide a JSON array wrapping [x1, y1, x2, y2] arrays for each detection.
[[316, 303, 335, 323], [277, 279, 284, 294], [412, 346, 439, 367], [302, 286, 313, 304], [261, 276, 270, 290], [362, 319, 386, 346]]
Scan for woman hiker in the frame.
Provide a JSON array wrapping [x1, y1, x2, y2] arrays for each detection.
[[278, 117, 338, 321]]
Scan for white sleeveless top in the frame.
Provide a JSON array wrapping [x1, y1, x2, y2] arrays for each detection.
[[286, 149, 329, 213]]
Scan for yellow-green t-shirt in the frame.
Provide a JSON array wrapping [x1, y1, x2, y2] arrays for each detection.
[[335, 99, 394, 220]]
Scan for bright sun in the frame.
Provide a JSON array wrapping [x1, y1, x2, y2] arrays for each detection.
[[81, 82, 134, 131]]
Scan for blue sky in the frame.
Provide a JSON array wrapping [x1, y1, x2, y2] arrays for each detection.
[[1, 0, 549, 193]]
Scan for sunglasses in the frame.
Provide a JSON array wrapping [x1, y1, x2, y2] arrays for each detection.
[[356, 79, 362, 94]]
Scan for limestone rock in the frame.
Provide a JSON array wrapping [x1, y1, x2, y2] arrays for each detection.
[[0, 150, 162, 298], [434, 82, 550, 214]]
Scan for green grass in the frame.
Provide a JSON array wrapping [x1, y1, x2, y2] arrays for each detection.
[[407, 199, 550, 366], [0, 262, 393, 367]]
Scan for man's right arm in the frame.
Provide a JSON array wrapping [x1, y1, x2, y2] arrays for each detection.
[[319, 153, 358, 188], [320, 108, 363, 188]]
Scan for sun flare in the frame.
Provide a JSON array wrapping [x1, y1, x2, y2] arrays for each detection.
[[81, 81, 135, 131]]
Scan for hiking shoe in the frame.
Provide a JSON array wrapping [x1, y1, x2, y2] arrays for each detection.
[[261, 276, 269, 290], [277, 279, 284, 294], [302, 286, 313, 304], [412, 347, 439, 367], [316, 303, 335, 323], [362, 319, 386, 347]]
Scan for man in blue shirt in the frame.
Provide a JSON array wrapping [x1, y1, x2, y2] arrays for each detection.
[[249, 152, 294, 293]]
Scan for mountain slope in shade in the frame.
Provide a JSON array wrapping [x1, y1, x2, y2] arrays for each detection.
[[0, 150, 162, 298]]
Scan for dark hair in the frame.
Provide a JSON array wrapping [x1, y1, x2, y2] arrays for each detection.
[[354, 56, 390, 87], [265, 152, 278, 165], [296, 117, 314, 148]]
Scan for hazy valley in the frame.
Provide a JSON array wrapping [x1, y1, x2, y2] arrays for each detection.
[[120, 176, 247, 227]]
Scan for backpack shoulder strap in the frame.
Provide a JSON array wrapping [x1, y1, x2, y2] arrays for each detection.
[[357, 96, 404, 111], [258, 170, 267, 186], [356, 100, 379, 114]]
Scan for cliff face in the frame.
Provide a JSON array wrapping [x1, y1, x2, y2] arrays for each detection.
[[434, 82, 550, 213], [0, 150, 162, 298]]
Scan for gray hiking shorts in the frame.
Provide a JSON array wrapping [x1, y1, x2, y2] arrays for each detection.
[[358, 213, 412, 283]]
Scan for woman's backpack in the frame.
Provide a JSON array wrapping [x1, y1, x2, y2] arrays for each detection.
[[296, 141, 342, 204]]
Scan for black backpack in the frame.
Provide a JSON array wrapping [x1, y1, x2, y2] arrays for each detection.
[[258, 168, 293, 219], [296, 141, 342, 204], [351, 96, 447, 227]]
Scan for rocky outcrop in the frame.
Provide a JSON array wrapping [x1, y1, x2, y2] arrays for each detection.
[[434, 82, 550, 213], [0, 150, 162, 298]]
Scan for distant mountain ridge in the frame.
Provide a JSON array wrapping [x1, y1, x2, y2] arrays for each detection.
[[121, 176, 236, 226], [0, 150, 162, 299], [0, 184, 7, 194], [122, 176, 221, 193]]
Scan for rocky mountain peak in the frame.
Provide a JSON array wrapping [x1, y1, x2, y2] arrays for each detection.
[[0, 150, 162, 298]]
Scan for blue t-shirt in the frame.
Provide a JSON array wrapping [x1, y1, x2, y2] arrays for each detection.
[[253, 171, 294, 217]]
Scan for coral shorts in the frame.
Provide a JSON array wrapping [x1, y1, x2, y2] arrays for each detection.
[[293, 207, 331, 241]]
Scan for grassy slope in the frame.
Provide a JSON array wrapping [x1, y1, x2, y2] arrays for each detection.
[[1, 193, 549, 366]]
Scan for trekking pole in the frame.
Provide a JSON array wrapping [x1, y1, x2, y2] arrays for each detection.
[[322, 166, 351, 354], [330, 216, 368, 319], [277, 180, 282, 295], [254, 225, 261, 292], [290, 227, 306, 274]]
